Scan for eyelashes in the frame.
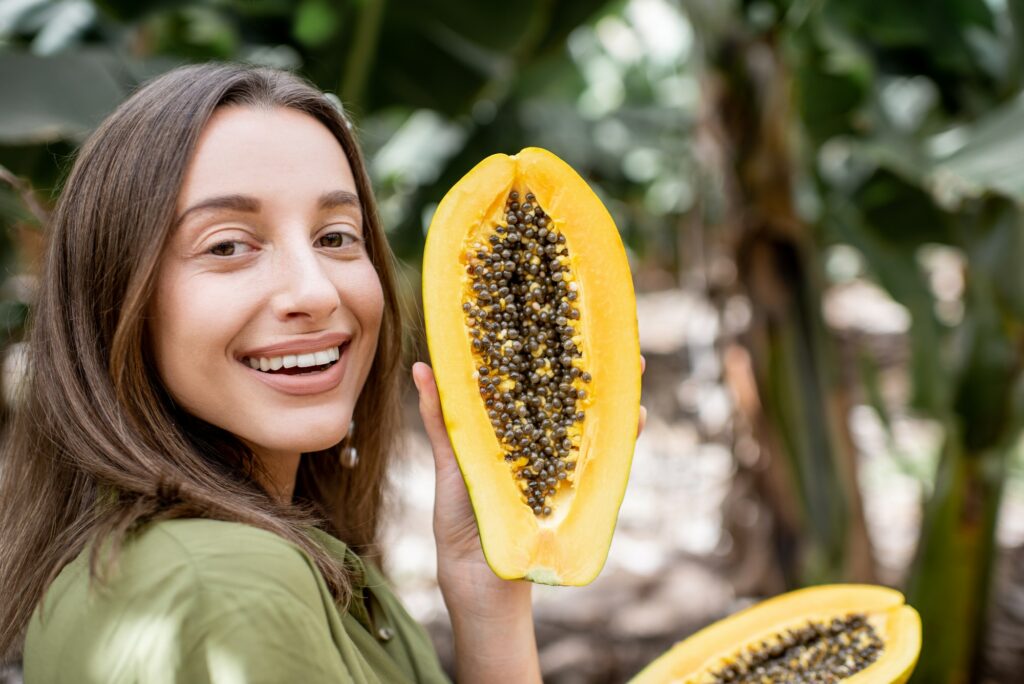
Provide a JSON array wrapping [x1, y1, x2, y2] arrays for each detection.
[[207, 240, 253, 257], [315, 231, 361, 249], [204, 229, 362, 258]]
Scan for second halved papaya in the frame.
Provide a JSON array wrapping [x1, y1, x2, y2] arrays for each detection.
[[630, 584, 921, 683]]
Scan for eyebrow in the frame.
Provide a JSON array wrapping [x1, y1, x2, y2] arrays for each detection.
[[174, 190, 361, 228]]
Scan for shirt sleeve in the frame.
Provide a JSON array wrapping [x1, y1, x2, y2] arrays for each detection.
[[25, 520, 420, 684], [173, 584, 356, 684]]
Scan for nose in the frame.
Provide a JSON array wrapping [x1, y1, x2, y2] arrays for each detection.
[[268, 239, 340, 322]]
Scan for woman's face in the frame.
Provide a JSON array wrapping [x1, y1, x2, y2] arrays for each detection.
[[150, 105, 383, 461]]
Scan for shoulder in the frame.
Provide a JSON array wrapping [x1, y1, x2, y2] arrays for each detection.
[[104, 518, 333, 614], [131, 518, 325, 592], [24, 519, 344, 683], [68, 518, 330, 610], [29, 518, 333, 618], [136, 517, 308, 561]]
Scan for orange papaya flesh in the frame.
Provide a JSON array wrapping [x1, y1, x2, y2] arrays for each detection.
[[422, 147, 640, 585]]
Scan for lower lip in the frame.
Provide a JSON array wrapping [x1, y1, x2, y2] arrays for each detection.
[[242, 344, 349, 396]]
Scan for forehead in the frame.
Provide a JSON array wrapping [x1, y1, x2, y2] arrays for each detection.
[[178, 105, 357, 209]]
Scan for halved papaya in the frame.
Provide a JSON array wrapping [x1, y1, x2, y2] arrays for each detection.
[[422, 147, 640, 586], [629, 584, 921, 683]]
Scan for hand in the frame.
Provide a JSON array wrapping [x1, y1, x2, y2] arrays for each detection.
[[412, 361, 519, 612], [412, 357, 646, 684], [412, 355, 648, 604]]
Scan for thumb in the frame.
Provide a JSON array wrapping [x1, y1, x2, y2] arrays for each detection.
[[412, 362, 457, 472]]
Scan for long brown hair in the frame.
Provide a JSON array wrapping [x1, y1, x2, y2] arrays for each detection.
[[0, 63, 404, 659]]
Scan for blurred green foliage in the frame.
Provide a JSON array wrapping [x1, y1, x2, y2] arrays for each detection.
[[692, 0, 1024, 679], [0, 0, 693, 266], [3, 0, 1024, 680]]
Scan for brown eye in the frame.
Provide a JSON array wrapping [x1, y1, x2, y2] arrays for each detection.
[[209, 241, 237, 256], [207, 240, 252, 257], [317, 231, 354, 248]]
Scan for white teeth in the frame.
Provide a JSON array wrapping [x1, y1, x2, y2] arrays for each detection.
[[245, 345, 342, 372]]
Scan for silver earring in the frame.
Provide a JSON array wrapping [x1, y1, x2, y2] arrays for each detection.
[[340, 420, 359, 468]]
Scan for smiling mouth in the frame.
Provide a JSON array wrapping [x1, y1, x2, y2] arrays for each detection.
[[242, 342, 347, 375]]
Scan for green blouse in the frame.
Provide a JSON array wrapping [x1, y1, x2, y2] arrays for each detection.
[[23, 518, 451, 683]]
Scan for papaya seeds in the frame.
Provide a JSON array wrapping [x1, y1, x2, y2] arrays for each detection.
[[463, 189, 588, 518], [710, 613, 883, 682]]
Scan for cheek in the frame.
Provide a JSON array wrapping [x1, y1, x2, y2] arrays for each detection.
[[349, 261, 385, 339], [148, 265, 243, 404], [149, 285, 198, 408]]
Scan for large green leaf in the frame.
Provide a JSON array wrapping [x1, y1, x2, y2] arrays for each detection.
[[853, 169, 954, 246], [824, 0, 995, 85], [962, 198, 1024, 321], [789, 14, 873, 145], [850, 91, 1024, 209], [950, 201, 1024, 453], [92, 0, 181, 22], [359, 0, 608, 115], [0, 49, 177, 145], [928, 95, 1024, 206], [0, 50, 127, 144], [827, 192, 950, 415]]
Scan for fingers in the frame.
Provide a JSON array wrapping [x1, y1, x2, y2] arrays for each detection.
[[414, 363, 474, 536], [641, 354, 646, 375], [412, 362, 456, 469]]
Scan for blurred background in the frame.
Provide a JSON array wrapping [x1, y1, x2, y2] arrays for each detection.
[[1, 0, 1023, 682]]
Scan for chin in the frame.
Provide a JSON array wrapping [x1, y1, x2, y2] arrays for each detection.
[[245, 416, 349, 455], [294, 429, 348, 455]]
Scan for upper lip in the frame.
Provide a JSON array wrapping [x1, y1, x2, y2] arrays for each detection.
[[239, 332, 352, 359]]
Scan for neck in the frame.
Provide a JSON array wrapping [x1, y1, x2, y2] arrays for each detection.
[[250, 448, 301, 503]]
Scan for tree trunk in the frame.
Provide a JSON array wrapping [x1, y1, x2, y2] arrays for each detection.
[[704, 31, 875, 585]]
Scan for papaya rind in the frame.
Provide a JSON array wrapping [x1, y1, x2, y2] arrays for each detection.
[[846, 604, 920, 684], [523, 566, 563, 586]]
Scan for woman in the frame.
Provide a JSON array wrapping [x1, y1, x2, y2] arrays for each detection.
[[0, 62, 547, 683]]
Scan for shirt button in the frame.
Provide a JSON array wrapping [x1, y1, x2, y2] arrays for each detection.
[[377, 626, 394, 642]]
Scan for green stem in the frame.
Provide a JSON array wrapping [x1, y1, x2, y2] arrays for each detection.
[[339, 0, 387, 109], [908, 431, 1008, 684]]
